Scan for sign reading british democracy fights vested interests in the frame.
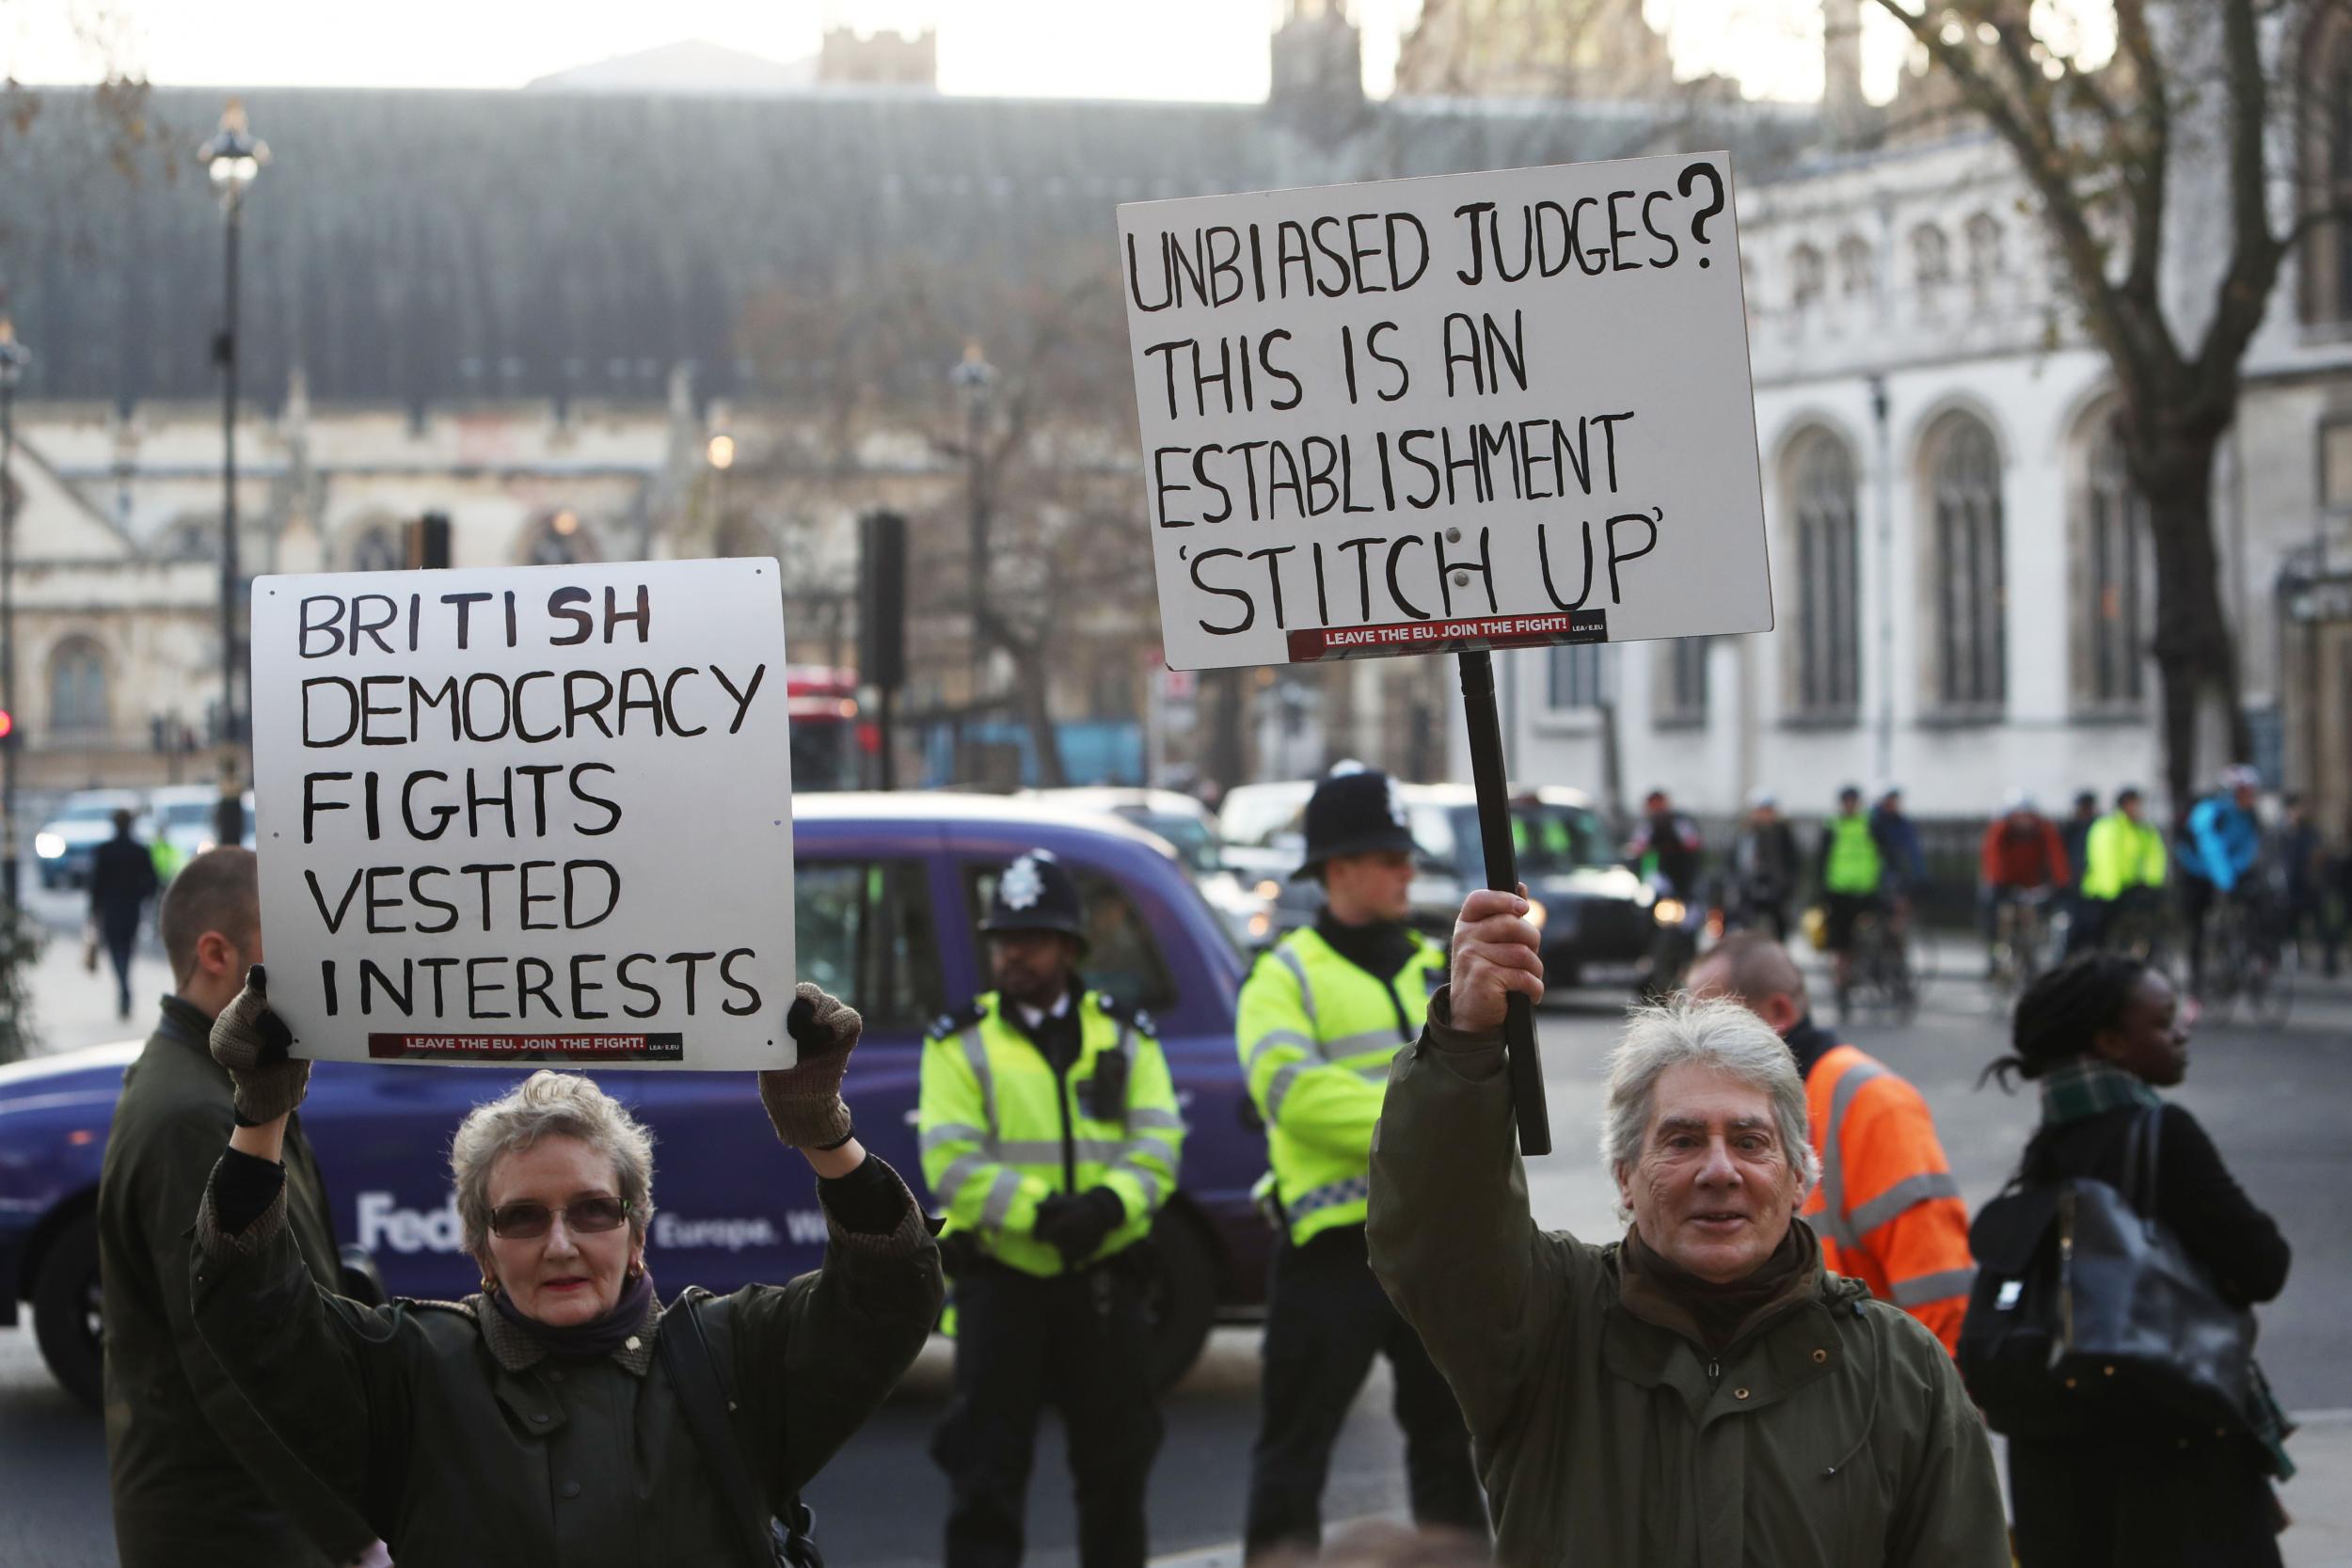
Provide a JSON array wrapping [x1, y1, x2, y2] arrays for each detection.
[[249, 557, 799, 1070], [1117, 151, 1773, 671]]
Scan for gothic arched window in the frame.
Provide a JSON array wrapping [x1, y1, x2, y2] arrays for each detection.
[[1926, 414, 2007, 710], [50, 636, 111, 734], [2080, 415, 2150, 706], [1912, 223, 1951, 305], [1965, 213, 2006, 294], [1788, 431, 1861, 718], [1836, 233, 1876, 298]]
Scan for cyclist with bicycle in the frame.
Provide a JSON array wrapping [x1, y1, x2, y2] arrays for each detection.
[[1979, 790, 2069, 980], [2068, 785, 2169, 958], [1818, 784, 1886, 1012], [2179, 765, 2265, 997]]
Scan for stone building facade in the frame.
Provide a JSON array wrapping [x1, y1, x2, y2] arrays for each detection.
[[1465, 4, 2352, 837], [0, 24, 1805, 798]]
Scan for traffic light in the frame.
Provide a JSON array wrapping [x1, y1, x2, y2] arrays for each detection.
[[0, 708, 15, 745]]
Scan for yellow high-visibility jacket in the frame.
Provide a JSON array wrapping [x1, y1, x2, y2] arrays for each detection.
[[918, 990, 1184, 1277], [1238, 925, 1444, 1245]]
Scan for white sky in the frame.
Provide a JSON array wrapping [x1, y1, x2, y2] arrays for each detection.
[[5, 1, 1922, 104]]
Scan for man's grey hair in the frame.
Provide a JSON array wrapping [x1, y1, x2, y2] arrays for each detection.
[[450, 1070, 657, 1259], [1601, 996, 1818, 1202]]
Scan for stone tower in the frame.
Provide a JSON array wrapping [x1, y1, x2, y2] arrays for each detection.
[[1268, 0, 1367, 145], [1822, 0, 1868, 145]]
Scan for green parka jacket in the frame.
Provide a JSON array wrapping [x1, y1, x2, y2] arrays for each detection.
[[99, 999, 371, 1568], [189, 1151, 943, 1568], [1365, 991, 2010, 1568]]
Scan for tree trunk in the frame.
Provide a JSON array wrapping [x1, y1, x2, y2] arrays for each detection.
[[1012, 644, 1068, 787], [2137, 431, 2253, 823]]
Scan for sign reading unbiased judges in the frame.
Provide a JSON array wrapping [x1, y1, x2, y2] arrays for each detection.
[[249, 557, 797, 1069], [1117, 152, 1772, 671]]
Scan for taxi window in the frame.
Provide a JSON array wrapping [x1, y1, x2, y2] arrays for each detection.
[[793, 860, 942, 1037], [964, 863, 1177, 1015]]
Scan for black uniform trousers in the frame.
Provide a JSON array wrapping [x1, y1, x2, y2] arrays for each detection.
[[1242, 1224, 1487, 1558], [933, 1259, 1162, 1568]]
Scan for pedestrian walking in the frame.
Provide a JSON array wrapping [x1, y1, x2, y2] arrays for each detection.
[[1367, 888, 2008, 1567], [89, 806, 159, 1019], [1238, 766, 1485, 1559], [1978, 957, 2294, 1567], [97, 848, 377, 1568], [187, 968, 940, 1568], [1724, 789, 1800, 940], [920, 848, 1185, 1568], [1689, 932, 1977, 1353]]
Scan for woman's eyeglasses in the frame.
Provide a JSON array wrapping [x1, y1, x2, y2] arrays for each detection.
[[487, 1196, 631, 1240]]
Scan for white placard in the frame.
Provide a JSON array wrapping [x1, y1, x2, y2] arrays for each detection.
[[249, 558, 797, 1069], [1118, 152, 1771, 671]]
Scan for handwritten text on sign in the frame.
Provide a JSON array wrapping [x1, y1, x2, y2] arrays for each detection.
[[249, 558, 797, 1069], [1118, 153, 1772, 671]]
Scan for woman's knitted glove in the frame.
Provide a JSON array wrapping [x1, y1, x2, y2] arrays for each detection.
[[209, 965, 312, 1126], [758, 983, 862, 1148]]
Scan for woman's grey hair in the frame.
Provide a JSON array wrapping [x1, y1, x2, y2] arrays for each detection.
[[1600, 996, 1818, 1207], [450, 1070, 657, 1258]]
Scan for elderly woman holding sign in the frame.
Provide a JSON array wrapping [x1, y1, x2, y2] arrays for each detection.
[[185, 966, 940, 1568]]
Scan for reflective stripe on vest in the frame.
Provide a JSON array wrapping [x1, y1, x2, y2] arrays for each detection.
[[1818, 1053, 1888, 1251], [922, 992, 1184, 1276], [1240, 927, 1442, 1246]]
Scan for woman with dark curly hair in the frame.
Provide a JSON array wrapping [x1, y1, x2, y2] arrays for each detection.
[[1987, 955, 2293, 1568]]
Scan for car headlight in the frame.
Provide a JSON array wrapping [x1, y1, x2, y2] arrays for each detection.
[[1248, 911, 1272, 939], [1525, 897, 1548, 930], [196, 839, 217, 854], [1653, 897, 1686, 927], [1253, 879, 1281, 901], [34, 833, 66, 859]]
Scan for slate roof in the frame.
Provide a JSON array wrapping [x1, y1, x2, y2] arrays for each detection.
[[0, 85, 1818, 409]]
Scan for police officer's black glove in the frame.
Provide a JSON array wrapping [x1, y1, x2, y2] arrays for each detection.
[[1033, 1187, 1126, 1265], [209, 965, 311, 1127]]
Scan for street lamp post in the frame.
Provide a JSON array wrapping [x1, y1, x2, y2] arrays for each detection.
[[200, 102, 268, 775], [949, 342, 995, 779], [0, 317, 28, 915], [950, 341, 995, 636]]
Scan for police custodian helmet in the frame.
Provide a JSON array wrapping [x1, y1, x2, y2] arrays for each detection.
[[1294, 763, 1420, 879], [980, 848, 1089, 950]]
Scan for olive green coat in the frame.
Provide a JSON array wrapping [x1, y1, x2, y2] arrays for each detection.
[[190, 1152, 942, 1568], [98, 1000, 370, 1568], [1365, 997, 2010, 1568]]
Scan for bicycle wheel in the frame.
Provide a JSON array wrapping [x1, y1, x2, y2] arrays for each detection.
[[2251, 936, 2297, 1030], [2201, 907, 2249, 1023]]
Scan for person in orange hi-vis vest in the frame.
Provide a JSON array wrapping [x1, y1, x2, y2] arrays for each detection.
[[1687, 932, 1976, 1353]]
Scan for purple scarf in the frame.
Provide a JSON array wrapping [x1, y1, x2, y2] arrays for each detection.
[[489, 1267, 657, 1359]]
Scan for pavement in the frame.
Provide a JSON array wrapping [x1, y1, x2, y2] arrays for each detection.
[[2, 918, 2349, 1564]]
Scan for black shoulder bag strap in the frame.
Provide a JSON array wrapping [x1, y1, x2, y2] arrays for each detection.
[[659, 1288, 824, 1568]]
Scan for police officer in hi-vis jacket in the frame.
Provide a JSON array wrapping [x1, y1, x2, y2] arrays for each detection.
[[1237, 767, 1486, 1557], [920, 849, 1187, 1568]]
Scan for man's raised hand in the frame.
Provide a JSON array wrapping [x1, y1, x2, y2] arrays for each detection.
[[1449, 887, 1545, 1034]]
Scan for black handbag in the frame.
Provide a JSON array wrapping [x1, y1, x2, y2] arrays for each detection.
[[1960, 1106, 2261, 1441], [659, 1288, 825, 1568]]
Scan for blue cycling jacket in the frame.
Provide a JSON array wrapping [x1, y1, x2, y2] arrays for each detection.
[[2184, 795, 2261, 892]]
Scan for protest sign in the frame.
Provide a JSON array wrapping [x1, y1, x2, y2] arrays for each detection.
[[248, 558, 797, 1069], [1118, 151, 1770, 672]]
